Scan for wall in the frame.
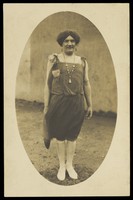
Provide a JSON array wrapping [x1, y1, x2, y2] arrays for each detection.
[[15, 12, 117, 113], [15, 39, 31, 101]]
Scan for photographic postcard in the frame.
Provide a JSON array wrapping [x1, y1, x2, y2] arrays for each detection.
[[4, 3, 130, 196]]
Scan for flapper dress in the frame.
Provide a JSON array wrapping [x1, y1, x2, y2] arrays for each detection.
[[45, 55, 86, 141]]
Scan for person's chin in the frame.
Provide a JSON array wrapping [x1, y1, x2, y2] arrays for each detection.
[[65, 49, 74, 55]]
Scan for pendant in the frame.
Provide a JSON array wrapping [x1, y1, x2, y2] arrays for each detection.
[[68, 78, 72, 84]]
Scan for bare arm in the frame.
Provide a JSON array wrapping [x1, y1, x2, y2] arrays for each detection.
[[83, 60, 93, 118]]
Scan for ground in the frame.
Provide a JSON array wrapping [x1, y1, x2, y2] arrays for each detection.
[[15, 99, 116, 186]]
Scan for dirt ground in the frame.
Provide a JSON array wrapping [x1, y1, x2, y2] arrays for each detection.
[[15, 99, 116, 186]]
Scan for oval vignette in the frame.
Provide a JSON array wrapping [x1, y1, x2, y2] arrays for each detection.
[[15, 11, 117, 186]]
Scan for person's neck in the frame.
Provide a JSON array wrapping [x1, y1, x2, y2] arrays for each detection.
[[63, 52, 75, 57], [62, 52, 75, 63]]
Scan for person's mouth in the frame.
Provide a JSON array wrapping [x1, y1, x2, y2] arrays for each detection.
[[66, 46, 74, 49]]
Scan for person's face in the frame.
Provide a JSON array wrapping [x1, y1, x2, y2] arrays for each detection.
[[62, 35, 76, 55]]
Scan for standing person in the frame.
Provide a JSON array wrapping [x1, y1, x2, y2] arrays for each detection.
[[43, 30, 92, 181]]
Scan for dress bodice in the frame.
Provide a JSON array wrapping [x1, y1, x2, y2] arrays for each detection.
[[48, 56, 86, 96]]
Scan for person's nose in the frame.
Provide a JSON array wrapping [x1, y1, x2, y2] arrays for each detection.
[[68, 40, 72, 45]]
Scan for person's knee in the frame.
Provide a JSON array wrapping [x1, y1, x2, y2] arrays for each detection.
[[56, 139, 65, 144], [67, 140, 77, 144]]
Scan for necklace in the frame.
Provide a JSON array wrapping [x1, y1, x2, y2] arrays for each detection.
[[63, 53, 76, 84]]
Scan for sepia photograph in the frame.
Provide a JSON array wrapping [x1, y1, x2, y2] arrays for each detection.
[[4, 3, 130, 196]]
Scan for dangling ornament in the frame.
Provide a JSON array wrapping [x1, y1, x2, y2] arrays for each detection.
[[68, 78, 72, 84], [63, 53, 76, 84]]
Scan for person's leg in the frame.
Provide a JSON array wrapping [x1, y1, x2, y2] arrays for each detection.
[[66, 140, 78, 179], [56, 140, 66, 181]]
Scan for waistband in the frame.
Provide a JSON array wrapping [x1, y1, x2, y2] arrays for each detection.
[[51, 92, 84, 96]]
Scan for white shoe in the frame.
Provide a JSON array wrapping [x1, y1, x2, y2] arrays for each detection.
[[66, 165, 78, 179], [57, 166, 66, 181]]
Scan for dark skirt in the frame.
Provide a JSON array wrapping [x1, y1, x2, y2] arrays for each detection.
[[44, 94, 85, 141]]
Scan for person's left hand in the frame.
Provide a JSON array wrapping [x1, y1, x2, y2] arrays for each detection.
[[86, 106, 93, 119]]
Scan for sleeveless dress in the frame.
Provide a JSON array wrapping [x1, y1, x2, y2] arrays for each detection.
[[45, 55, 86, 141]]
